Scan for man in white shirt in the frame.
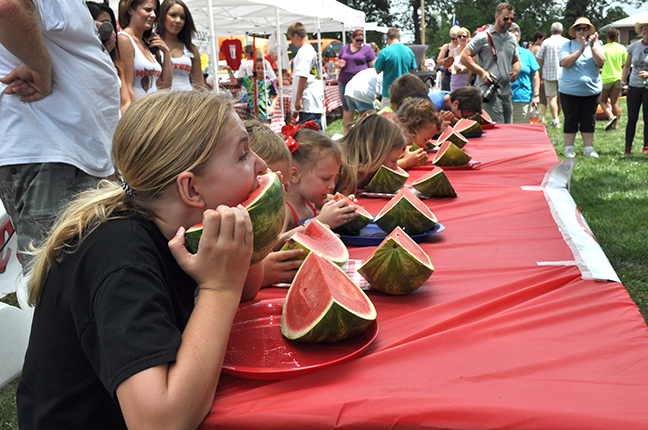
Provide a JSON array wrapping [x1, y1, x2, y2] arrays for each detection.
[[287, 22, 324, 128], [234, 44, 276, 82], [0, 0, 120, 265], [536, 22, 569, 128]]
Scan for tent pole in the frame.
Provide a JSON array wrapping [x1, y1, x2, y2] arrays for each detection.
[[317, 17, 326, 130], [206, 0, 219, 93], [276, 6, 284, 121]]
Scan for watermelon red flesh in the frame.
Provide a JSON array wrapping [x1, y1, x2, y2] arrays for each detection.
[[280, 219, 349, 265], [412, 166, 457, 197], [332, 193, 373, 235], [374, 187, 437, 235], [365, 165, 409, 194], [454, 118, 483, 136], [184, 171, 285, 265], [358, 227, 434, 295], [432, 141, 472, 166], [281, 252, 377, 343]]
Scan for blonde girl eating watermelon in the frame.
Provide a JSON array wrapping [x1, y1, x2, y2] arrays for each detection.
[[336, 113, 408, 195], [17, 91, 266, 429]]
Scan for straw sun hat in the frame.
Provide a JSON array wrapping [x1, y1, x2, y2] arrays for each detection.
[[568, 17, 596, 38], [635, 17, 648, 34]]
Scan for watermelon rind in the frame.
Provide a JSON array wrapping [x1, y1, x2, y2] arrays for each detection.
[[437, 126, 468, 149], [409, 143, 430, 166], [280, 219, 349, 265], [454, 118, 483, 136], [281, 253, 377, 343], [432, 141, 472, 167], [412, 166, 457, 197], [358, 227, 434, 295], [374, 188, 438, 235], [365, 165, 409, 194], [332, 193, 374, 235], [184, 171, 285, 265]]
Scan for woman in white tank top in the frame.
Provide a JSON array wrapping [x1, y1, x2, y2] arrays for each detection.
[[118, 0, 172, 101], [158, 0, 205, 90]]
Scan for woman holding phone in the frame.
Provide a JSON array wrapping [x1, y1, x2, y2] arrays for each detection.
[[118, 0, 172, 101], [558, 17, 605, 158]]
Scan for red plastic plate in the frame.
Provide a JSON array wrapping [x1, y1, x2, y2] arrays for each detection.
[[222, 299, 379, 380]]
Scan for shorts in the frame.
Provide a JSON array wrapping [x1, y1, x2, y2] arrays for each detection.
[[0, 163, 100, 264], [559, 92, 600, 134], [539, 82, 547, 105], [338, 81, 349, 111], [345, 96, 375, 112], [602, 80, 622, 90], [545, 80, 559, 97]]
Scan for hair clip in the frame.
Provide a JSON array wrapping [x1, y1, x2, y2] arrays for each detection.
[[121, 180, 134, 197], [281, 121, 320, 154]]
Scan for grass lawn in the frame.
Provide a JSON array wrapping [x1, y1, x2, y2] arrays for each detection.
[[1, 98, 645, 427]]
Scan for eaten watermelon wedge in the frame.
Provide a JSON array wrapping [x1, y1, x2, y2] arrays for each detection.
[[412, 166, 457, 197], [432, 141, 472, 167], [365, 165, 409, 194], [437, 126, 468, 149], [374, 187, 438, 235], [280, 219, 349, 265], [409, 143, 430, 165], [332, 193, 373, 235], [185, 171, 285, 265], [281, 252, 377, 343], [471, 110, 492, 125], [358, 227, 434, 295]]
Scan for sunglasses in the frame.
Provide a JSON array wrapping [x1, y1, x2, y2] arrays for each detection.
[[574, 26, 590, 32], [354, 38, 364, 42], [457, 35, 468, 39], [450, 37, 457, 40], [502, 16, 515, 22]]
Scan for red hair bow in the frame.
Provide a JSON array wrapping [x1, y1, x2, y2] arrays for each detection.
[[281, 121, 320, 154]]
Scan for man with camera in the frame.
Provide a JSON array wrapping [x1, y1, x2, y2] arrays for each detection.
[[461, 2, 520, 123]]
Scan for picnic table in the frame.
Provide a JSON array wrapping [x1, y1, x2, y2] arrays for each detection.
[[199, 123, 648, 430]]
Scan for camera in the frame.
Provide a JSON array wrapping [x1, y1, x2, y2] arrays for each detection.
[[482, 73, 500, 103]]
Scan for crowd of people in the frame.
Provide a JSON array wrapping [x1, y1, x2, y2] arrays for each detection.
[[1, 0, 647, 427]]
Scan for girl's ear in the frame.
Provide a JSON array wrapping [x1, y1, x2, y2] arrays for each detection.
[[176, 172, 205, 208], [289, 165, 301, 184]]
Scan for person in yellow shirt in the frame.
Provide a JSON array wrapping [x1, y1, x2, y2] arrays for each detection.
[[600, 28, 627, 130]]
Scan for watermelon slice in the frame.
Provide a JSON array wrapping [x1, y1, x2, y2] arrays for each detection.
[[185, 171, 285, 265], [365, 165, 409, 194], [437, 126, 468, 149], [432, 141, 472, 167], [281, 252, 377, 343], [374, 187, 438, 235], [409, 143, 430, 166], [332, 193, 374, 235], [471, 110, 492, 125], [411, 166, 457, 197], [454, 118, 483, 136], [280, 219, 349, 265], [358, 227, 434, 295]]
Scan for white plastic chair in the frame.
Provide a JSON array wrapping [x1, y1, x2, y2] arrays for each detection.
[[0, 302, 31, 388]]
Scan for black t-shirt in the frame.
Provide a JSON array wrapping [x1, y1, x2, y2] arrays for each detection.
[[17, 213, 196, 429]]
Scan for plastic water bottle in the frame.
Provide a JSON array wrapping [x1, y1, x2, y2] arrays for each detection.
[[529, 107, 540, 124]]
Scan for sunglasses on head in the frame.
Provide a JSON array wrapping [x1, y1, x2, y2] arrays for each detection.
[[574, 26, 590, 32], [502, 16, 514, 22], [354, 38, 364, 42]]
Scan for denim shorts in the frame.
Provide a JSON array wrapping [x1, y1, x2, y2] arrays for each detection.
[[345, 96, 375, 112]]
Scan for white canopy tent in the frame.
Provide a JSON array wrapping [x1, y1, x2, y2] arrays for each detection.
[[109, 0, 366, 124]]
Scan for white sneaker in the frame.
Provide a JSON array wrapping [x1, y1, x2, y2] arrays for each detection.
[[564, 147, 575, 158], [552, 119, 561, 129], [605, 116, 617, 131], [583, 147, 599, 157]]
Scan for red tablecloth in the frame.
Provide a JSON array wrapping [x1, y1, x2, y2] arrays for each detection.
[[200, 124, 648, 429]]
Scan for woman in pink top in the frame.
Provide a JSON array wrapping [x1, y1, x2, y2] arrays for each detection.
[[337, 30, 376, 134]]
